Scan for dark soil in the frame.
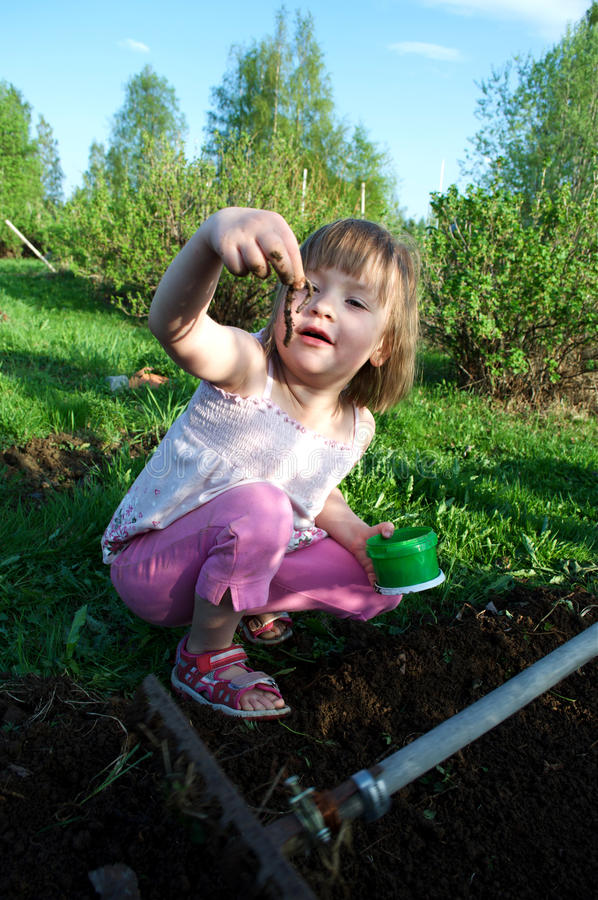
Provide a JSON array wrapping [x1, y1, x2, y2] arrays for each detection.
[[1, 585, 596, 899], [0, 432, 106, 496], [0, 432, 158, 503]]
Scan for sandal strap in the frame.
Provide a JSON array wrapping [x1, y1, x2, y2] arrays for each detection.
[[226, 670, 279, 691], [241, 612, 293, 644], [249, 612, 292, 629], [242, 613, 292, 640], [183, 643, 248, 676], [210, 672, 283, 710]]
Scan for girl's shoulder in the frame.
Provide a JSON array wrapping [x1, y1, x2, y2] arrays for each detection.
[[357, 405, 375, 429], [208, 327, 268, 397], [355, 405, 376, 452]]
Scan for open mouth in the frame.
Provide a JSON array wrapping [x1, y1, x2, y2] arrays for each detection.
[[300, 329, 333, 345]]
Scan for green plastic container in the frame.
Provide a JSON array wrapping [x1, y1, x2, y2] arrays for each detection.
[[366, 527, 445, 594]]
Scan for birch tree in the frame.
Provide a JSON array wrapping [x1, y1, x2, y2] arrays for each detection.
[[463, 4, 598, 204], [206, 8, 399, 221]]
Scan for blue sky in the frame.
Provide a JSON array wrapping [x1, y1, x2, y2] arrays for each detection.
[[1, 0, 587, 220]]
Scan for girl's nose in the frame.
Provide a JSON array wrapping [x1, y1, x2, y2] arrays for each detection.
[[310, 291, 335, 319]]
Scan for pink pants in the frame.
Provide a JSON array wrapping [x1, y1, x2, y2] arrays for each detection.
[[110, 483, 400, 627]]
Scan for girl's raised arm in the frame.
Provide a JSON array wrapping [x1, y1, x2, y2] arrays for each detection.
[[148, 207, 304, 389]]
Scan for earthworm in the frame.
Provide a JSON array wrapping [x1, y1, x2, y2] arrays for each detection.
[[283, 278, 314, 347]]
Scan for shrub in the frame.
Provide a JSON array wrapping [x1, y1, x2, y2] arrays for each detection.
[[422, 182, 598, 404], [202, 132, 361, 328], [52, 133, 363, 329], [52, 139, 217, 316]]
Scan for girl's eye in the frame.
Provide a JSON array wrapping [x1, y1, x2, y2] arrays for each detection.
[[347, 298, 366, 309]]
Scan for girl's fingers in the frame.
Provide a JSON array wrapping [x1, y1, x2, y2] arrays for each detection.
[[240, 243, 271, 279], [269, 245, 304, 288], [259, 221, 305, 287], [263, 247, 293, 285], [218, 238, 251, 277], [211, 209, 304, 285], [280, 235, 305, 289], [220, 234, 293, 283]]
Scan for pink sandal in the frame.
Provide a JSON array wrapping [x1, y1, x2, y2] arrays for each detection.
[[171, 637, 291, 720], [240, 612, 293, 646]]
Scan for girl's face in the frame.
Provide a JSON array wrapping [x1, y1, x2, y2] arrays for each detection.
[[274, 266, 389, 389]]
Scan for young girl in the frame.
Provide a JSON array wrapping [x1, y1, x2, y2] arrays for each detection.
[[102, 207, 419, 720]]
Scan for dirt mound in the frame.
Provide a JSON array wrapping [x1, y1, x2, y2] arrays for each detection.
[[0, 433, 106, 497], [0, 432, 158, 501], [1, 584, 596, 899]]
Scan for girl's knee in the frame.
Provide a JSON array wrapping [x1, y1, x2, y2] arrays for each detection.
[[232, 482, 293, 515], [228, 483, 294, 552]]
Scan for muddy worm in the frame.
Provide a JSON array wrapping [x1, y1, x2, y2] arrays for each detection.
[[283, 278, 314, 347]]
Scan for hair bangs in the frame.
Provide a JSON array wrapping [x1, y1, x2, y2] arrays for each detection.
[[302, 219, 399, 310]]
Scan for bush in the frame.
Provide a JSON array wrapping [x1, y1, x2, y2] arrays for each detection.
[[422, 182, 598, 404], [52, 139, 217, 316], [202, 133, 363, 328], [52, 133, 364, 329]]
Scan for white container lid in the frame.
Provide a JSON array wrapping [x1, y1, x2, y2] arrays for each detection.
[[375, 569, 446, 595]]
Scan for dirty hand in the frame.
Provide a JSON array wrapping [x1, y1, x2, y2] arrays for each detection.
[[204, 207, 305, 288]]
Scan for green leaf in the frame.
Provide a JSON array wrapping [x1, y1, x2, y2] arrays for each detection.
[[65, 604, 88, 660]]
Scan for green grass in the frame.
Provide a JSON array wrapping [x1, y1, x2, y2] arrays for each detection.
[[0, 259, 195, 445], [344, 382, 598, 611], [1, 260, 597, 692]]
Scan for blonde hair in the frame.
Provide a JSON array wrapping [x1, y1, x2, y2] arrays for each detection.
[[262, 218, 419, 412]]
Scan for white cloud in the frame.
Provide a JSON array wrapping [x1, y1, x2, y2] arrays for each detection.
[[119, 38, 150, 53], [389, 41, 462, 61], [422, 0, 587, 39]]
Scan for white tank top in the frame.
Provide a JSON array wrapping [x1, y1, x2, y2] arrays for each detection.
[[102, 360, 372, 562]]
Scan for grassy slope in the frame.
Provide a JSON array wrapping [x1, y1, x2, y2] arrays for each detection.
[[1, 261, 596, 690]]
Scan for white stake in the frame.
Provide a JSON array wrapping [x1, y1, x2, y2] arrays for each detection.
[[301, 168, 307, 214], [4, 219, 56, 272]]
